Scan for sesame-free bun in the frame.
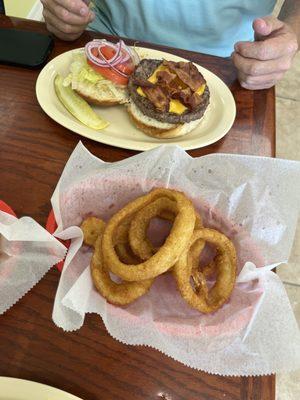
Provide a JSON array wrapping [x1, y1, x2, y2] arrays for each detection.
[[127, 102, 203, 139], [72, 80, 129, 106]]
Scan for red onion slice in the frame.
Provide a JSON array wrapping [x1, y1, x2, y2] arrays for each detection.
[[84, 39, 140, 79]]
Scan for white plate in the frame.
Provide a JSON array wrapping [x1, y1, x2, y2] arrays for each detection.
[[36, 47, 236, 151], [0, 377, 82, 400]]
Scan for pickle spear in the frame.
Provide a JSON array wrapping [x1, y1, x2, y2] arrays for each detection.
[[54, 74, 109, 130]]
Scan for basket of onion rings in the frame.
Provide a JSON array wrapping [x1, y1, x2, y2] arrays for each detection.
[[50, 142, 300, 376]]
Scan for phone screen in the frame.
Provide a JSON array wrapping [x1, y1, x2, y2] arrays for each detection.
[[0, 28, 54, 68]]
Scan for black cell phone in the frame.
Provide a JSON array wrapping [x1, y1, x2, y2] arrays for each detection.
[[0, 28, 54, 68]]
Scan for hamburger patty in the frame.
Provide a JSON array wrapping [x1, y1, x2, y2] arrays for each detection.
[[128, 59, 210, 124]]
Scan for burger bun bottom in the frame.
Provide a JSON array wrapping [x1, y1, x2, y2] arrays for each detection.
[[73, 80, 129, 106], [127, 102, 203, 139]]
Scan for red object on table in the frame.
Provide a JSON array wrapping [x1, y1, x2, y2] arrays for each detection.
[[46, 209, 70, 272], [0, 200, 16, 217]]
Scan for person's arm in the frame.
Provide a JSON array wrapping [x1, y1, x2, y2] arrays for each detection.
[[41, 0, 95, 41], [232, 0, 299, 90]]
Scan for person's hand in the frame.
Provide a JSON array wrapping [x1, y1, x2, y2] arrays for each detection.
[[232, 16, 298, 89], [41, 0, 95, 41]]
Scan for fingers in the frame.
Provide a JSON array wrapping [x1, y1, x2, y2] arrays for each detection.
[[232, 50, 290, 89], [234, 33, 297, 61], [42, 0, 89, 17], [41, 0, 94, 40], [239, 81, 276, 90], [61, 0, 90, 16], [233, 16, 298, 90], [252, 16, 285, 39], [45, 4, 92, 26], [232, 51, 292, 76], [43, 7, 86, 35], [237, 70, 285, 90], [46, 21, 82, 41]]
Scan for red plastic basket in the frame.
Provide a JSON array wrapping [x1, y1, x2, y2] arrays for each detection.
[[46, 209, 71, 272], [0, 200, 16, 217]]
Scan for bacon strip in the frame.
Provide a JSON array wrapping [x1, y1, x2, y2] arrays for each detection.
[[142, 86, 170, 112], [132, 77, 155, 87], [162, 60, 206, 92], [136, 60, 206, 112], [185, 92, 203, 109], [156, 70, 177, 85]]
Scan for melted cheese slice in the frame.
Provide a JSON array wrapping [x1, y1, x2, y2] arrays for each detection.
[[169, 99, 187, 114], [196, 84, 205, 96], [147, 65, 168, 84], [136, 66, 206, 115], [137, 86, 146, 97]]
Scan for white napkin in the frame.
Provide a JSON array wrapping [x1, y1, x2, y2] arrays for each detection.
[[51, 142, 300, 376], [0, 211, 67, 314]]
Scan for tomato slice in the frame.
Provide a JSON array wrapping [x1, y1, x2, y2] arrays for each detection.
[[88, 46, 135, 86], [100, 46, 116, 60]]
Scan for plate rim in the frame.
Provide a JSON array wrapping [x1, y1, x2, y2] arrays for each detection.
[[0, 377, 83, 400], [36, 46, 236, 151]]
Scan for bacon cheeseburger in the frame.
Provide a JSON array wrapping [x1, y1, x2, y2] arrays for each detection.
[[127, 59, 210, 139]]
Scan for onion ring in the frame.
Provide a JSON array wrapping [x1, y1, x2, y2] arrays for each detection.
[[129, 197, 203, 261], [81, 217, 106, 247], [188, 238, 211, 295], [113, 214, 142, 264], [91, 236, 153, 306], [173, 228, 237, 313], [81, 216, 139, 264], [129, 197, 177, 260], [115, 242, 141, 265], [101, 188, 196, 281], [189, 238, 206, 269], [80, 190, 237, 312], [81, 217, 153, 305]]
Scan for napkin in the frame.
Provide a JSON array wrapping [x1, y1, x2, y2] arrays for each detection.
[[51, 142, 300, 376], [0, 211, 67, 314]]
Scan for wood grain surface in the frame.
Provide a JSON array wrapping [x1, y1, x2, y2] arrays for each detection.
[[0, 16, 275, 400]]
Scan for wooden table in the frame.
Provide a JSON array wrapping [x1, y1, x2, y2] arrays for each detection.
[[0, 16, 275, 400]]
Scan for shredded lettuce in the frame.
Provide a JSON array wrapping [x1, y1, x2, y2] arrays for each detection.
[[62, 51, 129, 104], [63, 53, 104, 87]]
